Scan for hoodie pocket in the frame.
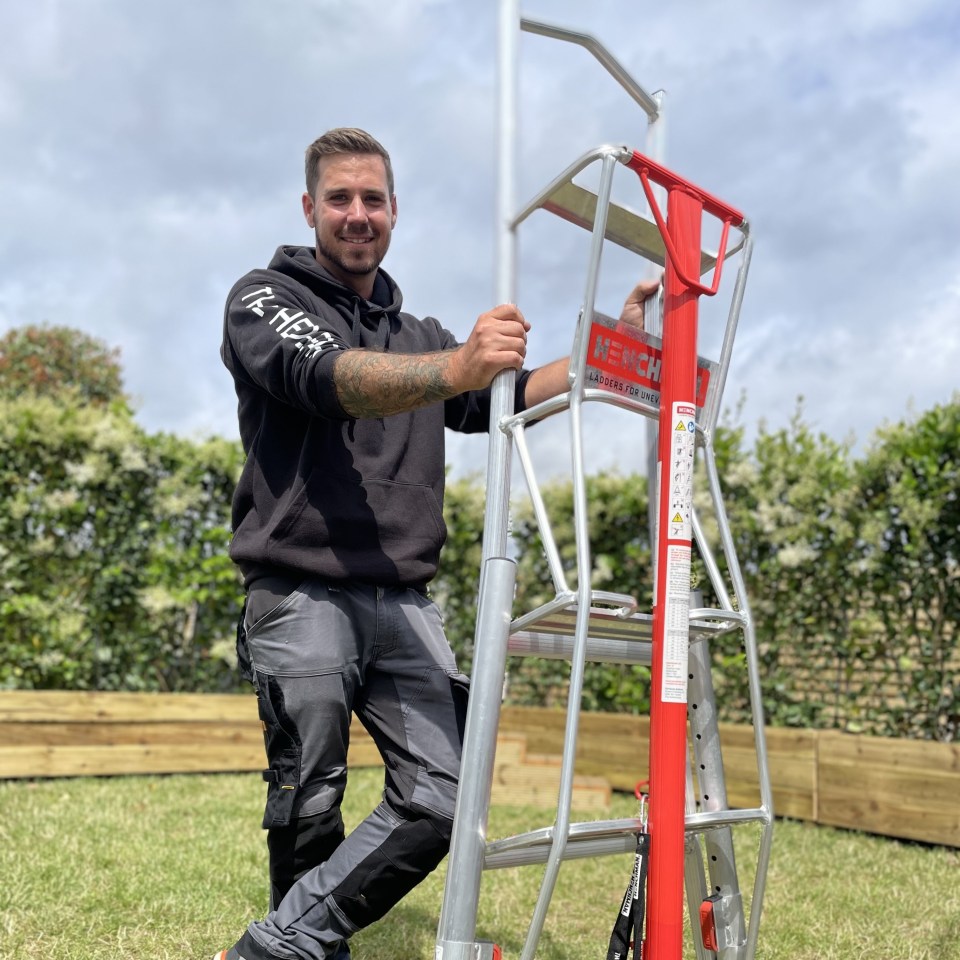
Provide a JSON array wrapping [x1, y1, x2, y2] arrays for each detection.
[[273, 470, 447, 578]]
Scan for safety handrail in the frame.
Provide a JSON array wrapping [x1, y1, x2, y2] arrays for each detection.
[[521, 18, 660, 120], [626, 151, 743, 296]]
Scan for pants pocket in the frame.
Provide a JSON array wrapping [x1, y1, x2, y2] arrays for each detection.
[[257, 673, 302, 828], [449, 672, 470, 746], [236, 599, 254, 685]]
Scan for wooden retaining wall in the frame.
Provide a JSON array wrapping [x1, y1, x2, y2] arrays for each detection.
[[0, 692, 957, 847]]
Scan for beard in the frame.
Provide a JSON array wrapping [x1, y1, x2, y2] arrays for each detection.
[[316, 228, 389, 278]]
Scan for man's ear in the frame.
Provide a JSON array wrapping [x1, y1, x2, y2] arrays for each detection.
[[390, 195, 398, 229], [302, 192, 315, 228]]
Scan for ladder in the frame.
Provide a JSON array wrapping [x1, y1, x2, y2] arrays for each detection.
[[436, 10, 774, 960]]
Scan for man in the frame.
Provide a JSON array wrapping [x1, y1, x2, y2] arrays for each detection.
[[216, 128, 655, 960]]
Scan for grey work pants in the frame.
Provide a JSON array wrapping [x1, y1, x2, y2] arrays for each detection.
[[236, 577, 469, 960]]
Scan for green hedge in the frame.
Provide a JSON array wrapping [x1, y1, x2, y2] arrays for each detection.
[[0, 393, 244, 692], [1, 387, 957, 741]]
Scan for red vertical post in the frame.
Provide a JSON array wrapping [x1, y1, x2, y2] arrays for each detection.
[[646, 185, 703, 960]]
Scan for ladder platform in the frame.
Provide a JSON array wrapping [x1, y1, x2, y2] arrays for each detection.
[[541, 180, 720, 274], [511, 145, 744, 277], [508, 594, 744, 664]]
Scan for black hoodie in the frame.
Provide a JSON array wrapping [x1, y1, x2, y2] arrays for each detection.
[[221, 245, 531, 588]]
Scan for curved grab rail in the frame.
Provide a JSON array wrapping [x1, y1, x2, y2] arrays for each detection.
[[626, 150, 743, 297]]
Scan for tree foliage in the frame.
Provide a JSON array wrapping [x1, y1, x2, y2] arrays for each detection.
[[0, 325, 126, 407]]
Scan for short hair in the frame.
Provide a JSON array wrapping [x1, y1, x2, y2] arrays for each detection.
[[304, 128, 394, 198]]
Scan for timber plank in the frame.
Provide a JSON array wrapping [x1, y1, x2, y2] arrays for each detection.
[[1, 721, 261, 748], [2, 692, 956, 847], [491, 763, 611, 812], [501, 706, 650, 790], [0, 729, 379, 779], [0, 743, 267, 778], [817, 731, 960, 846], [715, 726, 817, 821], [0, 691, 257, 723]]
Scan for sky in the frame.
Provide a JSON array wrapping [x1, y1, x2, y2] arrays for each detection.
[[2, 0, 959, 481]]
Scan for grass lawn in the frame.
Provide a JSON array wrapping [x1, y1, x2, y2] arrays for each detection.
[[1, 768, 958, 959]]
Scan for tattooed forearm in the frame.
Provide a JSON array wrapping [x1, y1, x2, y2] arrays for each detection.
[[333, 349, 459, 419]]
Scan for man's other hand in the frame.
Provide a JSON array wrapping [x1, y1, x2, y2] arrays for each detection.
[[619, 278, 661, 329]]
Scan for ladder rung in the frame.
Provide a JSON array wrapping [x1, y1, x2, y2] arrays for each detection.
[[685, 806, 773, 834], [485, 833, 638, 869], [484, 818, 642, 870], [482, 806, 771, 871]]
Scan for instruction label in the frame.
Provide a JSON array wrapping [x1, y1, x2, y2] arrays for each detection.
[[661, 544, 692, 703], [659, 399, 696, 704]]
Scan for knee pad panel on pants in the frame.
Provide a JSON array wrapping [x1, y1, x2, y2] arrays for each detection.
[[329, 811, 452, 930], [268, 806, 346, 908]]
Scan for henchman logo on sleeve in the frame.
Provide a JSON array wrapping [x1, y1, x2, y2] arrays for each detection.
[[240, 287, 342, 357]]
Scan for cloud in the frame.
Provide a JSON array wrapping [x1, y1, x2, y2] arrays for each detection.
[[0, 0, 958, 479]]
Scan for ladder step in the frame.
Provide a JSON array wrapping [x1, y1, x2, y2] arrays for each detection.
[[509, 630, 650, 664], [484, 818, 642, 870], [483, 806, 772, 871], [509, 597, 745, 664]]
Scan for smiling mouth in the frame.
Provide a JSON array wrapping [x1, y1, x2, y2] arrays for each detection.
[[341, 236, 374, 244]]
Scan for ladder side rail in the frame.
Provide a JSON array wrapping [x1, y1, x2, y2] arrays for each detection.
[[510, 145, 629, 231], [435, 2, 519, 956], [436, 559, 518, 960], [511, 422, 573, 597], [480, 0, 520, 564], [691, 507, 736, 612], [700, 432, 774, 960], [518, 149, 621, 960], [684, 831, 716, 960], [699, 437, 772, 815], [700, 232, 754, 434]]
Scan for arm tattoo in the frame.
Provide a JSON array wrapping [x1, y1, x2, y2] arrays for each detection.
[[333, 349, 458, 419]]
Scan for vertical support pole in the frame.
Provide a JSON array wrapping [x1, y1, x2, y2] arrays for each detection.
[[436, 558, 518, 960], [481, 0, 519, 563], [646, 187, 703, 960], [435, 2, 518, 957]]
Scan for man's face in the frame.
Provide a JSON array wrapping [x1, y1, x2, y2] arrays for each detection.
[[302, 153, 397, 297]]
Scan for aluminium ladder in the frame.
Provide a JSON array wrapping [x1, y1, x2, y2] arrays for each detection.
[[436, 12, 773, 960]]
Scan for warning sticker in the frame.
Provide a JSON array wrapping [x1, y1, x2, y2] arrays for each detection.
[[667, 401, 696, 541], [661, 544, 692, 704]]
